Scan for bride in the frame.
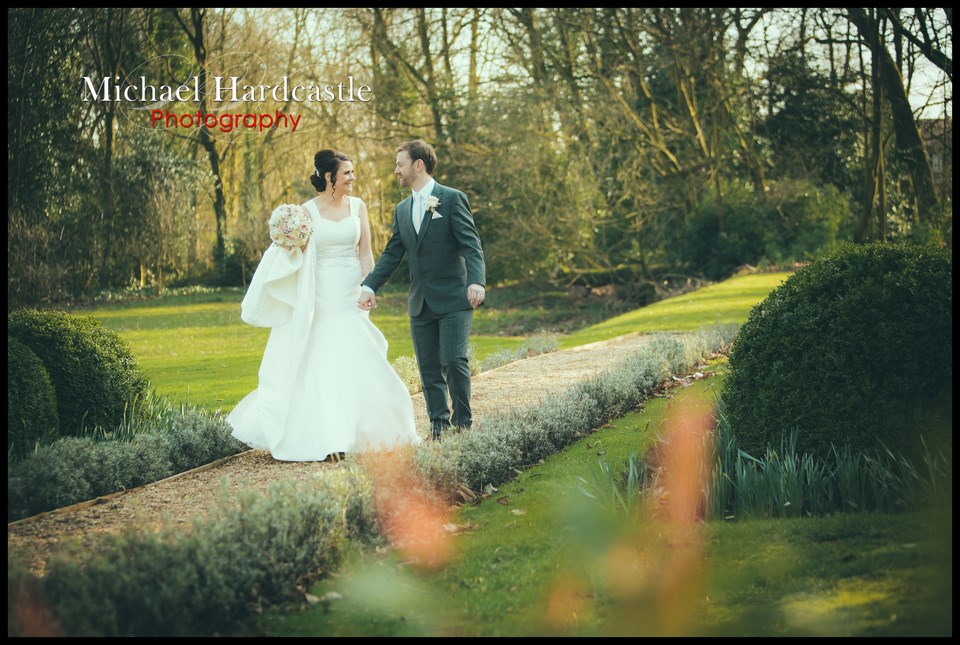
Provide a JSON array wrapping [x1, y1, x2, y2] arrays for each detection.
[[227, 149, 422, 461]]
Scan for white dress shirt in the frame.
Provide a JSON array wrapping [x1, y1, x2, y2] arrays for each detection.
[[411, 178, 436, 234]]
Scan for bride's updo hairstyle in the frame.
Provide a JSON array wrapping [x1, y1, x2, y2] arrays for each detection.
[[311, 149, 352, 193]]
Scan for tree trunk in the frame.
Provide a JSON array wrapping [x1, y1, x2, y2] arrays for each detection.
[[847, 8, 941, 223], [468, 9, 480, 100], [100, 8, 122, 288], [415, 9, 445, 142], [853, 26, 876, 243], [172, 8, 228, 279]]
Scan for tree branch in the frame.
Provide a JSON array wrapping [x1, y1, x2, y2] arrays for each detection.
[[878, 8, 952, 80]]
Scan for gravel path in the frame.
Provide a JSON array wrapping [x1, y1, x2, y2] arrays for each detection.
[[8, 332, 661, 577]]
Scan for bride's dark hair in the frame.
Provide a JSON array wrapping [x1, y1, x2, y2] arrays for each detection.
[[311, 149, 352, 192]]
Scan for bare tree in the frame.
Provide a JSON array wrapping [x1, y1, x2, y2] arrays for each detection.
[[169, 8, 230, 277], [879, 8, 952, 81], [847, 8, 942, 224]]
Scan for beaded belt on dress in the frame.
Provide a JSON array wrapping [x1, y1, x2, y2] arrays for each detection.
[[316, 249, 360, 266]]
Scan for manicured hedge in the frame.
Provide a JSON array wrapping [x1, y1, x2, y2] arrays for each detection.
[[8, 309, 152, 439], [722, 242, 952, 464], [8, 469, 378, 637], [7, 407, 246, 521], [7, 336, 60, 461]]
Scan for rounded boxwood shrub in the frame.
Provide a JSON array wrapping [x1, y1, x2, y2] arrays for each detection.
[[7, 309, 151, 438], [7, 336, 60, 461], [722, 242, 952, 464]]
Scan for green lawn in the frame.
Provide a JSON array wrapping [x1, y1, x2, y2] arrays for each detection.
[[81, 287, 525, 413], [560, 271, 793, 348], [73, 272, 792, 413]]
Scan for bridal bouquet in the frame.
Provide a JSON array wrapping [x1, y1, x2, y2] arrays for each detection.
[[269, 203, 312, 249]]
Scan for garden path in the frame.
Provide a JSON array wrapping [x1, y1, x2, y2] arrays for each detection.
[[8, 332, 660, 577]]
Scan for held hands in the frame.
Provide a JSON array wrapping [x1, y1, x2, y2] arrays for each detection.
[[468, 284, 485, 308], [357, 290, 377, 311], [357, 287, 480, 309]]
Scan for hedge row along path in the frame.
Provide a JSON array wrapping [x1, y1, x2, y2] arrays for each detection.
[[8, 332, 665, 578]]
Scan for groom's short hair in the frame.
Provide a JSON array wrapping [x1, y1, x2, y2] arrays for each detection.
[[398, 139, 437, 175]]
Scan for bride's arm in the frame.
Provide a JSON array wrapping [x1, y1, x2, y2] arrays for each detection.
[[357, 200, 375, 281]]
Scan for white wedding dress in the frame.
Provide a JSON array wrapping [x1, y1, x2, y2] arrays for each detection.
[[227, 195, 422, 461]]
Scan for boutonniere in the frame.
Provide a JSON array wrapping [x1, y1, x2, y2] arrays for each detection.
[[424, 195, 441, 214]]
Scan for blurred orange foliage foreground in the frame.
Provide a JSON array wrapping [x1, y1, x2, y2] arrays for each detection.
[[361, 393, 720, 636], [357, 447, 456, 571], [548, 390, 718, 636]]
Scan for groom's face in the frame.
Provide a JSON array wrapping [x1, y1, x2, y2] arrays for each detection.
[[395, 151, 417, 188]]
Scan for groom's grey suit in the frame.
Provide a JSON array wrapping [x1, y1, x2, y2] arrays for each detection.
[[361, 180, 485, 435]]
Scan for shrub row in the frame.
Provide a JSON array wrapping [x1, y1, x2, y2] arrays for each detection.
[[412, 326, 737, 499], [474, 332, 559, 373], [7, 406, 246, 521], [7, 326, 736, 637], [8, 467, 379, 637]]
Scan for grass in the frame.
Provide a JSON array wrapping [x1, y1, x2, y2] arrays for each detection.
[[559, 271, 793, 348], [76, 285, 526, 413], [68, 272, 792, 414], [250, 370, 952, 637], [699, 509, 952, 637]]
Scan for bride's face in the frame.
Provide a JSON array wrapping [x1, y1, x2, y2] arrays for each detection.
[[333, 161, 355, 194]]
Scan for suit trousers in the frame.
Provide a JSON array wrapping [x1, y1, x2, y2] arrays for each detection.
[[410, 301, 473, 429]]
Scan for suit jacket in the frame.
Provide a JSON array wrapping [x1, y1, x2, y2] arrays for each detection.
[[362, 181, 486, 316]]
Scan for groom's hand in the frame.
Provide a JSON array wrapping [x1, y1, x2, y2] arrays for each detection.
[[468, 284, 485, 308], [357, 291, 377, 310]]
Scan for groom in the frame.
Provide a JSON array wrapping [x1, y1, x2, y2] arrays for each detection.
[[358, 139, 486, 441]]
